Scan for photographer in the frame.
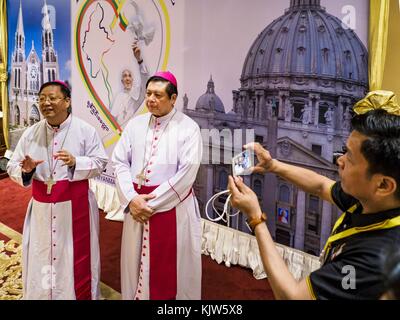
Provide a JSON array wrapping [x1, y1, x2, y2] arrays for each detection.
[[228, 90, 400, 300]]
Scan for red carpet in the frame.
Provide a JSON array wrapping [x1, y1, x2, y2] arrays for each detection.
[[0, 177, 274, 300]]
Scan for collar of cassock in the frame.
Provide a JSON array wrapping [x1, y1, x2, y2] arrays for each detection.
[[151, 108, 177, 125], [46, 114, 72, 131]]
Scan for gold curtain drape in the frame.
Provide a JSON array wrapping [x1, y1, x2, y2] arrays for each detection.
[[369, 0, 390, 91], [381, 0, 400, 96], [0, 0, 9, 149]]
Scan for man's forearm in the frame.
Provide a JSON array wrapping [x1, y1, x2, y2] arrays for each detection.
[[271, 159, 335, 202], [254, 222, 311, 300]]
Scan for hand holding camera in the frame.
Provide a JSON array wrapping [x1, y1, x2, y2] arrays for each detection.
[[242, 142, 276, 174]]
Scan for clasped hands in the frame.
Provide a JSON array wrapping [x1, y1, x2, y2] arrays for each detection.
[[20, 149, 76, 173], [128, 194, 156, 224]]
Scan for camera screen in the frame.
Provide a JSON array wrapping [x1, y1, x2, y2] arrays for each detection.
[[232, 150, 254, 176]]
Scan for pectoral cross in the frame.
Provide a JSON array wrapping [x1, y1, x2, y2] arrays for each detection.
[[45, 177, 56, 195], [136, 170, 146, 190]]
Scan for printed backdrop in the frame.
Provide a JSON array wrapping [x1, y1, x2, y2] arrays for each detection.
[[71, 0, 369, 185]]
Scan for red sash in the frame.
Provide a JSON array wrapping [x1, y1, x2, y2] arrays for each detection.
[[133, 183, 192, 300], [32, 179, 92, 300]]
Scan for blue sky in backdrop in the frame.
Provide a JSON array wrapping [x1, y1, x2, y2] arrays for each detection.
[[7, 0, 71, 82]]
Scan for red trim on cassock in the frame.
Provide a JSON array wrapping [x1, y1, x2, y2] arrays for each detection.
[[32, 179, 92, 300], [134, 183, 176, 299]]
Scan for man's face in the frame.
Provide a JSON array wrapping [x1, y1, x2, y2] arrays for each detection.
[[121, 70, 133, 90], [145, 81, 176, 117], [38, 85, 70, 125], [337, 130, 374, 201]]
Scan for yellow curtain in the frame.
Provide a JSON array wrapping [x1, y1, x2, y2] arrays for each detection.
[[381, 0, 400, 96], [0, 0, 9, 149], [369, 0, 390, 91]]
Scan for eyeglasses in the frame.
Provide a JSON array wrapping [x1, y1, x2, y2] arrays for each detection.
[[38, 96, 65, 104]]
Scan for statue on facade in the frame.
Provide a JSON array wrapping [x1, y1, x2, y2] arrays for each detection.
[[301, 103, 312, 125], [183, 93, 189, 109], [266, 99, 273, 119], [285, 102, 294, 122], [248, 99, 255, 118], [324, 106, 334, 127], [342, 106, 352, 131]]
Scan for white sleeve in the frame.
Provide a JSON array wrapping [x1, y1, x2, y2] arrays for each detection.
[[111, 124, 139, 211], [147, 125, 202, 213], [6, 129, 34, 187], [68, 127, 108, 181]]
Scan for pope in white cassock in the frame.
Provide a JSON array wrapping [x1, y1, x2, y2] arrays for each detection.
[[112, 71, 203, 300], [7, 81, 108, 300], [109, 41, 149, 125]]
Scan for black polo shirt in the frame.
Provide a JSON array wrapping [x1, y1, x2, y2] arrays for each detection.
[[307, 182, 400, 300]]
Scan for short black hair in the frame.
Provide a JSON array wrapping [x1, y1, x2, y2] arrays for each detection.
[[351, 109, 400, 199], [39, 81, 71, 99], [146, 76, 178, 98]]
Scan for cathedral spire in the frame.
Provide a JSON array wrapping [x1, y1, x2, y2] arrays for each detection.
[[42, 0, 56, 59], [13, 0, 25, 62], [42, 0, 52, 32], [42, 0, 59, 82], [17, 0, 25, 37]]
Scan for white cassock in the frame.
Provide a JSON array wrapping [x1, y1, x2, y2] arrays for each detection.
[[7, 115, 108, 300], [112, 108, 202, 300], [109, 63, 149, 125]]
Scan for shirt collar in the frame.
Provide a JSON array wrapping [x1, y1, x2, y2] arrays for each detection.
[[346, 204, 400, 228]]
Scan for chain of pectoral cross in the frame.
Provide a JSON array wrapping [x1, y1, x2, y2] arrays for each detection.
[[45, 118, 72, 194], [136, 110, 177, 189]]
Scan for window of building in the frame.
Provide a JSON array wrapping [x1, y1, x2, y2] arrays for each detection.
[[309, 195, 319, 213], [306, 195, 320, 234], [219, 170, 228, 191], [279, 185, 290, 203], [276, 229, 291, 247], [318, 104, 328, 124], [15, 106, 20, 125], [292, 102, 304, 121], [311, 144, 322, 156], [255, 135, 264, 144]]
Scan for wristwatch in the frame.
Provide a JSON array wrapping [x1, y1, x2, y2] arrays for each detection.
[[247, 212, 267, 231]]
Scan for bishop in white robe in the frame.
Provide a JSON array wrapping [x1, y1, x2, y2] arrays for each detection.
[[112, 71, 203, 300], [7, 81, 108, 299]]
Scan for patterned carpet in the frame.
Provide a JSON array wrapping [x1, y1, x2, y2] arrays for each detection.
[[0, 239, 22, 300]]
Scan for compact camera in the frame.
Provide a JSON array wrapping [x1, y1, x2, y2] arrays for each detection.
[[232, 150, 254, 176]]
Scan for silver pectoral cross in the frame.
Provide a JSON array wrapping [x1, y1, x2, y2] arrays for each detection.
[[136, 170, 146, 190], [45, 176, 56, 194]]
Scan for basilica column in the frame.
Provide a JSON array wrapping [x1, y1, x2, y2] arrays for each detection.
[[320, 199, 332, 253], [279, 91, 289, 120], [256, 90, 265, 120], [294, 190, 305, 250], [309, 93, 320, 126]]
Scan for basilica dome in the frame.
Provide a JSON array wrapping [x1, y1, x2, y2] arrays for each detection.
[[195, 76, 225, 113], [241, 0, 368, 85]]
